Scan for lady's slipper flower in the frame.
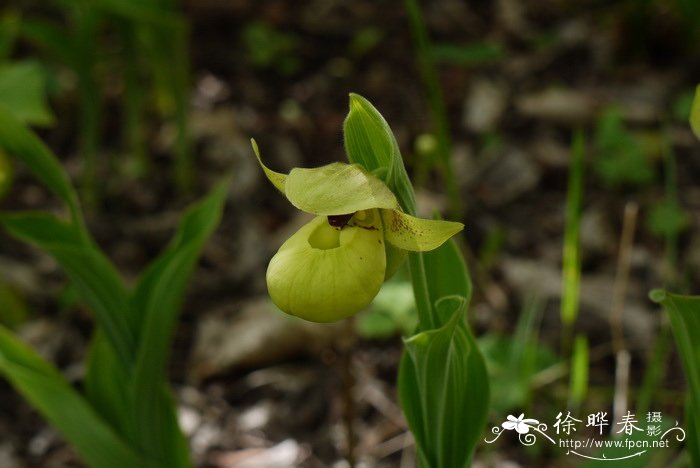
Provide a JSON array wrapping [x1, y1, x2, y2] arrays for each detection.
[[252, 139, 463, 323]]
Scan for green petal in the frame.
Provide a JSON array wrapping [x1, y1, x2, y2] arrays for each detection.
[[381, 209, 463, 251], [285, 162, 399, 215], [266, 213, 386, 322], [692, 84, 700, 140], [251, 138, 286, 193]]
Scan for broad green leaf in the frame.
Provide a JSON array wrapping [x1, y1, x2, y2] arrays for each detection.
[[344, 93, 416, 214], [399, 296, 489, 468], [0, 61, 54, 125], [0, 325, 147, 468], [382, 209, 463, 253], [286, 163, 399, 215], [84, 331, 130, 438], [0, 107, 81, 219], [423, 235, 471, 306], [127, 181, 228, 467], [0, 212, 135, 367], [691, 84, 700, 139], [650, 289, 700, 466], [251, 138, 286, 193]]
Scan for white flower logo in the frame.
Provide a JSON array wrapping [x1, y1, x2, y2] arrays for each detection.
[[502, 413, 540, 434]]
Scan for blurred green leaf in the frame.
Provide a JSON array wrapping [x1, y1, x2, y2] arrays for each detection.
[[562, 130, 584, 326], [0, 325, 147, 468], [0, 283, 29, 328], [20, 19, 79, 66], [128, 180, 228, 467], [357, 280, 417, 339], [0, 61, 54, 126], [0, 148, 12, 199], [645, 199, 690, 238], [0, 11, 21, 62], [0, 106, 81, 220], [593, 107, 654, 187], [691, 84, 700, 139], [84, 331, 131, 438], [0, 212, 135, 368], [650, 289, 700, 466], [399, 296, 489, 468], [569, 334, 589, 407]]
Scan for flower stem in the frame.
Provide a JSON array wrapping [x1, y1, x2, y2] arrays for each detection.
[[408, 252, 435, 331]]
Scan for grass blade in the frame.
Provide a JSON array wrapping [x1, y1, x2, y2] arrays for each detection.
[[127, 180, 228, 466]]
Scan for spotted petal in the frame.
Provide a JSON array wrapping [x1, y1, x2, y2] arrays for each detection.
[[381, 210, 464, 252]]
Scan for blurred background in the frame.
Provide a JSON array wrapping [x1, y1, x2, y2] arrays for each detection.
[[0, 0, 699, 466]]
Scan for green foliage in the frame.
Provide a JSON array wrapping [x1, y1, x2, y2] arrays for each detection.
[[0, 283, 29, 329], [562, 130, 584, 327], [0, 61, 53, 126], [19, 0, 192, 196], [479, 297, 557, 413], [357, 279, 417, 339], [691, 84, 700, 139], [0, 109, 227, 467], [650, 290, 700, 466], [344, 94, 489, 466], [568, 334, 589, 408], [0, 148, 11, 199], [243, 21, 300, 75], [592, 107, 654, 187], [645, 199, 690, 238]]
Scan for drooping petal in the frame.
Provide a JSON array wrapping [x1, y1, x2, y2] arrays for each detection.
[[266, 212, 386, 322], [380, 209, 464, 251], [502, 421, 517, 430], [285, 162, 399, 215], [515, 423, 531, 434], [251, 138, 287, 193]]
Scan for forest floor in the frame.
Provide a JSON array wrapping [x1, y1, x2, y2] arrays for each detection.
[[1, 0, 699, 466]]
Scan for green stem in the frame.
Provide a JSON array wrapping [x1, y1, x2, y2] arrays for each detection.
[[408, 252, 435, 331]]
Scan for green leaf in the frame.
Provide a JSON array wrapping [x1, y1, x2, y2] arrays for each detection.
[[422, 235, 471, 306], [0, 61, 54, 126], [650, 289, 700, 466], [344, 93, 416, 214], [20, 19, 79, 66], [562, 129, 584, 326], [691, 84, 700, 139], [0, 212, 135, 368], [84, 331, 130, 438], [382, 210, 463, 252], [0, 106, 81, 220], [399, 296, 489, 468], [0, 325, 147, 468], [127, 181, 228, 467]]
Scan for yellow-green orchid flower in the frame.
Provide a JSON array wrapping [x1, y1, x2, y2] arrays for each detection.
[[252, 139, 464, 323]]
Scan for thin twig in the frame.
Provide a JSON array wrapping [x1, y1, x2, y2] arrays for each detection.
[[610, 202, 638, 427]]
